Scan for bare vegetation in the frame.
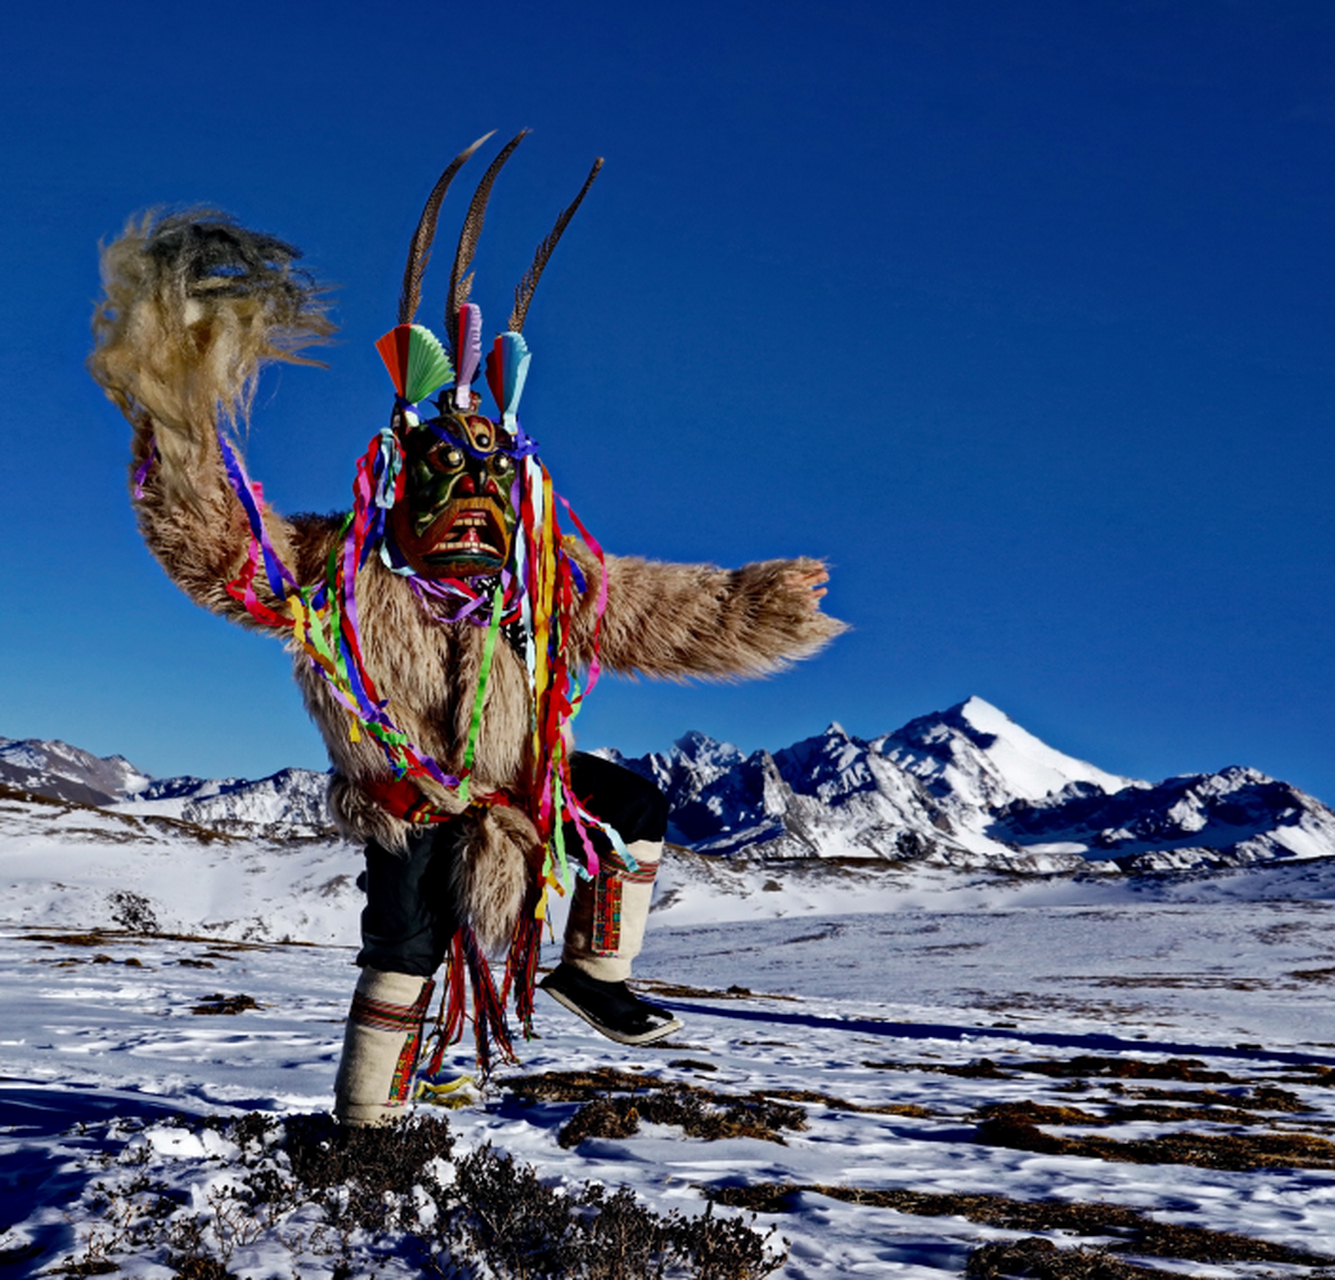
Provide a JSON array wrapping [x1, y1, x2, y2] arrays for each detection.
[[975, 1109, 1335, 1170], [189, 993, 262, 1016], [710, 1182, 1335, 1269], [505, 1069, 810, 1147], [57, 1112, 786, 1279]]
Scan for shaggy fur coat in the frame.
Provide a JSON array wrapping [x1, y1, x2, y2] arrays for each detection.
[[88, 212, 846, 950]]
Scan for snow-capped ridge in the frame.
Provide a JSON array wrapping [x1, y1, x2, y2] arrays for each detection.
[[876, 695, 1137, 812], [0, 736, 152, 806], [613, 700, 1335, 873], [116, 768, 334, 836], [9, 698, 1335, 876]]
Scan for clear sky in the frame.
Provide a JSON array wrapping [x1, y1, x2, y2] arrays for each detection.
[[2, 0, 1332, 802]]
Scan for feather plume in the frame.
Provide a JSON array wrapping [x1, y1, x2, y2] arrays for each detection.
[[509, 157, 603, 333], [446, 130, 529, 353], [397, 133, 494, 327]]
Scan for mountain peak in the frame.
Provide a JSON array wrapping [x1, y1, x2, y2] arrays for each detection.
[[673, 729, 725, 753], [954, 696, 1011, 732], [882, 698, 1138, 810], [670, 731, 746, 771], [0, 736, 153, 805]]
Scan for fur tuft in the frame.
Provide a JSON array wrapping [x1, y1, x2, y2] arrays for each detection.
[[89, 210, 334, 512], [328, 773, 416, 853], [452, 805, 544, 954], [574, 552, 848, 680]]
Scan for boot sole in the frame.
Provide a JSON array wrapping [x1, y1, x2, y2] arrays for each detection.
[[541, 985, 683, 1046]]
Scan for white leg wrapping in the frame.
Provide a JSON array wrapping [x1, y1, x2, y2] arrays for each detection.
[[563, 839, 661, 983], [333, 967, 433, 1127]]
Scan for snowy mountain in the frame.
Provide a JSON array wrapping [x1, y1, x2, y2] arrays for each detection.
[[6, 697, 1335, 898], [0, 737, 150, 807], [605, 696, 1335, 874], [990, 763, 1335, 871], [115, 768, 334, 838], [873, 695, 1138, 812], [0, 738, 334, 840]]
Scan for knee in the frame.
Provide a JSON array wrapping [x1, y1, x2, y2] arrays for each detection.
[[571, 754, 670, 844], [619, 775, 669, 843]]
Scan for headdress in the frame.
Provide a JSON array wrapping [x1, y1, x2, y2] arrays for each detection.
[[217, 133, 618, 1069]]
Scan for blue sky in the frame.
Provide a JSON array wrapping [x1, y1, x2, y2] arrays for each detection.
[[2, 0, 1333, 801]]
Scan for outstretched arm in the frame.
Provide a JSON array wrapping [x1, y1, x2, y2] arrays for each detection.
[[573, 551, 846, 679], [88, 212, 336, 622]]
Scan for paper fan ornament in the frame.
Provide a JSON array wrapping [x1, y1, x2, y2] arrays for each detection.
[[375, 324, 455, 405], [453, 304, 482, 410], [485, 331, 531, 428]]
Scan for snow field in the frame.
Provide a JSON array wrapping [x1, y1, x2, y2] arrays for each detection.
[[2, 890, 1335, 1278]]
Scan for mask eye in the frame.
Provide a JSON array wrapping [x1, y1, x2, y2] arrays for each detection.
[[429, 444, 466, 473], [490, 454, 514, 477]]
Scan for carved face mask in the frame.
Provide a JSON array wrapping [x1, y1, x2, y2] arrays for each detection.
[[389, 412, 517, 579], [376, 131, 601, 584]]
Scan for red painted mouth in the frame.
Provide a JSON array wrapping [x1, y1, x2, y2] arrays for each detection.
[[419, 499, 510, 569]]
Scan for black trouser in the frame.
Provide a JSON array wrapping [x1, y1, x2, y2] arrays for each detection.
[[356, 752, 668, 977]]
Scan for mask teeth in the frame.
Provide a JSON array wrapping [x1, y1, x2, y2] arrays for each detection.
[[454, 303, 482, 410]]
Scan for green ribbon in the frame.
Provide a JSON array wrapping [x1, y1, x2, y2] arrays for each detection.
[[458, 583, 505, 805]]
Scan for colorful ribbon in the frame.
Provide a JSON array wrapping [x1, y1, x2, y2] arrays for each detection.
[[133, 322, 617, 1072]]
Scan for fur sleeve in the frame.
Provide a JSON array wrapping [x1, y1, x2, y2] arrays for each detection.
[[569, 549, 847, 679], [88, 211, 336, 623]]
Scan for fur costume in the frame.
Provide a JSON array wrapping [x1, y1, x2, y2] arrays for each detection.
[[89, 135, 845, 1059]]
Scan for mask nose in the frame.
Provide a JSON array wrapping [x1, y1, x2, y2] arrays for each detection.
[[458, 460, 501, 497]]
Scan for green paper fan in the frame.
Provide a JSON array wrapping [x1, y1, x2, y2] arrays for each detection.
[[404, 324, 454, 404]]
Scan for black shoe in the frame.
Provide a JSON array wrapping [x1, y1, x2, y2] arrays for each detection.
[[539, 963, 683, 1045]]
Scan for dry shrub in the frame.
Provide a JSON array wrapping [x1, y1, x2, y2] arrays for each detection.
[[1073, 1128, 1335, 1171], [758, 1086, 934, 1118], [108, 890, 159, 934], [60, 1111, 784, 1280], [169, 1258, 232, 1280], [280, 1111, 455, 1196], [506, 1067, 667, 1101], [438, 1143, 786, 1279], [509, 1069, 808, 1148], [965, 1237, 1161, 1280], [1125, 1084, 1306, 1113], [971, 1098, 1335, 1171], [190, 994, 260, 1016], [862, 1056, 1011, 1077], [710, 1183, 1335, 1267], [559, 1096, 643, 1146], [978, 1102, 1102, 1126]]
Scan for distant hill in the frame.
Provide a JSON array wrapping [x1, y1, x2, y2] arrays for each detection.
[[600, 696, 1335, 874], [4, 698, 1334, 938]]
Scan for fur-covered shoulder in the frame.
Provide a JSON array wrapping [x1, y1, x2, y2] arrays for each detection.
[[566, 544, 846, 680]]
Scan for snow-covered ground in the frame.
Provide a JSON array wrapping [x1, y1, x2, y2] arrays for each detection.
[[3, 860, 1335, 1277], [4, 714, 1335, 1276]]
